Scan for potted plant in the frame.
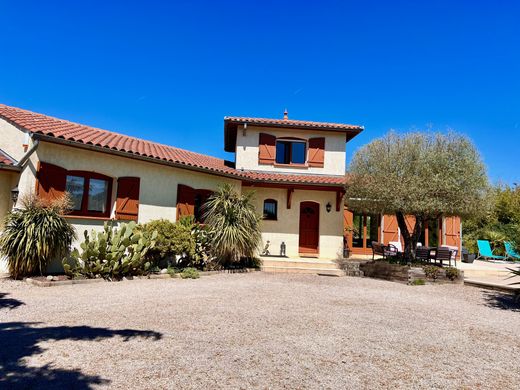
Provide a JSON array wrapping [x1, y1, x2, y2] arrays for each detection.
[[462, 247, 476, 263]]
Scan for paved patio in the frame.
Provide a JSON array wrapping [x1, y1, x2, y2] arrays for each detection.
[[457, 259, 520, 290], [1, 273, 519, 389]]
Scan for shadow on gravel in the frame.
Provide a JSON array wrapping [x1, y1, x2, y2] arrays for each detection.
[[0, 292, 25, 310], [0, 321, 162, 389], [482, 291, 520, 312]]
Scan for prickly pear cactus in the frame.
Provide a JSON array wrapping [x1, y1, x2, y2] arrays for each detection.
[[63, 221, 157, 280]]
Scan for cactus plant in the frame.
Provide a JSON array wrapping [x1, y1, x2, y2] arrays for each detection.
[[63, 221, 157, 280]]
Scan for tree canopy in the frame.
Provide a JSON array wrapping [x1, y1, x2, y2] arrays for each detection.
[[463, 184, 520, 255], [345, 131, 489, 259]]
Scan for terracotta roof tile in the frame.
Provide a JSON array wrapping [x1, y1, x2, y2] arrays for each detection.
[[0, 148, 17, 166], [0, 104, 345, 187]]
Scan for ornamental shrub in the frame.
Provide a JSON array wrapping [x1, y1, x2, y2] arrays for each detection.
[[0, 194, 76, 279], [444, 267, 460, 281], [179, 267, 200, 279], [140, 219, 196, 267], [203, 184, 262, 266], [423, 265, 441, 281]]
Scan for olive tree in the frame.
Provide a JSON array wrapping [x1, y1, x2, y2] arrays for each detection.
[[345, 131, 489, 260]]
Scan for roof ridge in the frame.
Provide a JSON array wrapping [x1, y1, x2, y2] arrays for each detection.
[[224, 115, 363, 130]]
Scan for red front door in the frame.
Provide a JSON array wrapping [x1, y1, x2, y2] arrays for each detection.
[[299, 202, 320, 254]]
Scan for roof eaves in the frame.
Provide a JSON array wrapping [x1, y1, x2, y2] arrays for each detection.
[[33, 134, 244, 182]]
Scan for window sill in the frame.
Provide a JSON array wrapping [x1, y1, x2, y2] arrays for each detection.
[[62, 215, 113, 221], [273, 163, 309, 169], [263, 218, 278, 221]]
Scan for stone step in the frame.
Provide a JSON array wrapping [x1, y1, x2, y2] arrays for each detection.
[[462, 269, 514, 279], [261, 265, 345, 276], [261, 259, 339, 270]]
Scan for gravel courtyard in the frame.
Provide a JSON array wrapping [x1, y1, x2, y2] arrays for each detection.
[[1, 273, 519, 389]]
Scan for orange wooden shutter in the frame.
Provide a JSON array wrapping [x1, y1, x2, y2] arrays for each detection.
[[444, 216, 461, 258], [258, 133, 276, 164], [382, 214, 399, 245], [176, 184, 196, 221], [115, 177, 140, 221], [36, 161, 67, 202], [343, 208, 353, 249], [308, 137, 325, 167]]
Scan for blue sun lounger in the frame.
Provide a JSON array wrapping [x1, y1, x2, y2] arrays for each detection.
[[504, 241, 520, 261], [477, 240, 505, 261]]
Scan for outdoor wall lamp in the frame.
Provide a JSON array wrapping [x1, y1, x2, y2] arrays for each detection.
[[326, 202, 332, 213], [11, 186, 19, 205]]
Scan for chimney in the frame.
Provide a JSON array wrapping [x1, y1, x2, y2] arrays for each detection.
[[283, 109, 288, 120]]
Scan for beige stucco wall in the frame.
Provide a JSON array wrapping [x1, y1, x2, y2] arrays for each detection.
[[0, 170, 20, 273], [0, 119, 29, 161], [245, 187, 344, 259], [31, 141, 241, 223], [235, 125, 347, 176], [10, 141, 241, 272], [0, 170, 17, 227]]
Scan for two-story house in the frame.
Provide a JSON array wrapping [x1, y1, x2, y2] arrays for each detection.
[[0, 104, 363, 272]]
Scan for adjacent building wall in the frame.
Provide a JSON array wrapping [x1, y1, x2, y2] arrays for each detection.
[[245, 187, 344, 259], [0, 170, 20, 273], [0, 119, 29, 161], [235, 125, 347, 176]]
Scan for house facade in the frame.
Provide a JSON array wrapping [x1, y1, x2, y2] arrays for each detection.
[[0, 104, 462, 273], [0, 105, 367, 272]]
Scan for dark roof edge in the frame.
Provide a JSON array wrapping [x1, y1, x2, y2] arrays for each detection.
[[34, 135, 345, 187]]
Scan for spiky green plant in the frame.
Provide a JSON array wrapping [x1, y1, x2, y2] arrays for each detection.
[[63, 221, 157, 280], [508, 268, 520, 285], [0, 194, 76, 279], [203, 184, 261, 265]]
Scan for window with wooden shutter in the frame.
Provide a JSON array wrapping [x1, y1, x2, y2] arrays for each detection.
[[36, 162, 67, 202], [308, 137, 325, 167], [176, 184, 196, 221], [115, 177, 140, 221], [258, 133, 276, 164], [194, 189, 213, 222]]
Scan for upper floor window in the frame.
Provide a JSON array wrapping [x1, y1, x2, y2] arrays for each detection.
[[65, 171, 112, 217], [263, 199, 278, 220], [275, 139, 306, 165]]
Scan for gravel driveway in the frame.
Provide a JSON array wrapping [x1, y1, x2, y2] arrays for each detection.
[[1, 273, 519, 389]]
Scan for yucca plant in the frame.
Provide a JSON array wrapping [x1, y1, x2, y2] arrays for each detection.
[[203, 184, 261, 265], [0, 194, 76, 279]]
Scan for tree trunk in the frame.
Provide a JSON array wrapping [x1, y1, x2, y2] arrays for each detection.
[[395, 212, 424, 262]]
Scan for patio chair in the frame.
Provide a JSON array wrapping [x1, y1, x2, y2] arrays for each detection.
[[389, 241, 402, 253], [432, 247, 453, 267], [415, 247, 431, 263], [441, 245, 458, 267], [477, 240, 505, 261], [504, 241, 520, 261], [371, 242, 399, 260]]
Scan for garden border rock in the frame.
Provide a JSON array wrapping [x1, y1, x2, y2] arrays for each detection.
[[24, 268, 260, 287], [359, 260, 464, 285]]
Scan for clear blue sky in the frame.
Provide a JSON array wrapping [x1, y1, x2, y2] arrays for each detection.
[[1, 1, 518, 183]]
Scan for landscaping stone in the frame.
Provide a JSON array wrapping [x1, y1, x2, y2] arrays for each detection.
[[46, 275, 53, 281], [359, 260, 464, 285], [160, 268, 168, 274]]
